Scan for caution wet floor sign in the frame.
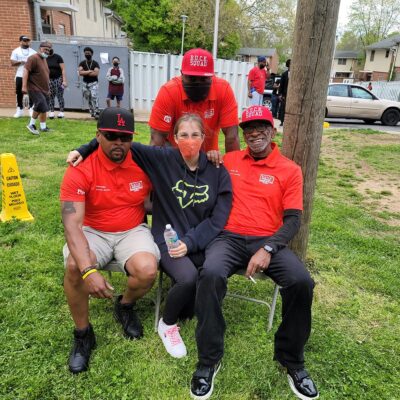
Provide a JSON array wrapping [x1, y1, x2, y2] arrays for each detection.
[[1, 153, 34, 222]]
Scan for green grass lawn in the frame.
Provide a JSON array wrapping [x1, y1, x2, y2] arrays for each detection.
[[0, 119, 399, 399]]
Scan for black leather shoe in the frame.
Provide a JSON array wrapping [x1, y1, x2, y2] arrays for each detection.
[[190, 361, 221, 400], [287, 368, 319, 400], [68, 324, 96, 374], [114, 295, 143, 339]]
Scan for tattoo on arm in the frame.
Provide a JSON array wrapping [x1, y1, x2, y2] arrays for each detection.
[[62, 201, 77, 215]]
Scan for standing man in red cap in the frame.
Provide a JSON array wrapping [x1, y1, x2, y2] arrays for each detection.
[[149, 48, 240, 155], [247, 56, 268, 106], [190, 105, 318, 400]]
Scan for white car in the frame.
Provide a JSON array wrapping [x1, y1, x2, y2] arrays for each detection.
[[326, 83, 400, 126]]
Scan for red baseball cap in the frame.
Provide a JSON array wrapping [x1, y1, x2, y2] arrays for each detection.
[[181, 48, 214, 77], [239, 106, 274, 129]]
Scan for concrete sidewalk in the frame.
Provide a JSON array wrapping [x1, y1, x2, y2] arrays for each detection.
[[0, 108, 151, 123]]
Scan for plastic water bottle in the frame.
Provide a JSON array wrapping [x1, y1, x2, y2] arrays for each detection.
[[164, 224, 179, 250]]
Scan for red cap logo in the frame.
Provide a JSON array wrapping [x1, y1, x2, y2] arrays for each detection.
[[181, 48, 214, 77], [240, 106, 274, 128], [117, 114, 126, 127]]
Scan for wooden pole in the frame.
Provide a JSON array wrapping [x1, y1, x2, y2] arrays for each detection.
[[281, 0, 341, 261]]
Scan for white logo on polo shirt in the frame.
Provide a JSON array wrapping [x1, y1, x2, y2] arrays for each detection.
[[95, 185, 110, 192], [129, 181, 143, 192], [204, 108, 214, 119], [77, 189, 85, 195], [259, 174, 274, 184], [164, 115, 172, 123], [228, 169, 240, 176]]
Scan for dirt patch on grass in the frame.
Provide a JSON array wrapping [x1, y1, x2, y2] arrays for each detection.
[[322, 132, 400, 223]]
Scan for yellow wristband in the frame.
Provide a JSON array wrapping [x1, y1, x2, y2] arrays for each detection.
[[82, 268, 98, 280]]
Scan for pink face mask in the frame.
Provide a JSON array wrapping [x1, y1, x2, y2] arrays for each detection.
[[177, 138, 202, 159]]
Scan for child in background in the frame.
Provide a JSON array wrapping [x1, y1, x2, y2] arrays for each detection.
[[106, 57, 125, 107]]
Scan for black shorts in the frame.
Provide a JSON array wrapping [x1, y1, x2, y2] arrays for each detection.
[[29, 91, 49, 113]]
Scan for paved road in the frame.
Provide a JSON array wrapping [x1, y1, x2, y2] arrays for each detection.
[[325, 118, 400, 135]]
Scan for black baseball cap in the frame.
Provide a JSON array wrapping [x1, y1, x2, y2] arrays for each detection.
[[19, 35, 30, 41], [97, 107, 135, 135]]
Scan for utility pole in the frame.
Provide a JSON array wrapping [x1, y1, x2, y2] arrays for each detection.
[[212, 0, 220, 59], [281, 0, 341, 261]]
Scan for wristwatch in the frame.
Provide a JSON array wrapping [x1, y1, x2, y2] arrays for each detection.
[[263, 244, 274, 254]]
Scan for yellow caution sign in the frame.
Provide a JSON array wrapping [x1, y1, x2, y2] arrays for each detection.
[[0, 153, 34, 222]]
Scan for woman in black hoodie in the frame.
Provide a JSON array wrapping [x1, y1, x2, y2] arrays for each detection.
[[70, 113, 232, 359]]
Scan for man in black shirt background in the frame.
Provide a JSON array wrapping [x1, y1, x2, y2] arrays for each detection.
[[78, 47, 100, 119]]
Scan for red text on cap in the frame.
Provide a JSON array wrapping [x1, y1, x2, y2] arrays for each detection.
[[117, 114, 126, 127]]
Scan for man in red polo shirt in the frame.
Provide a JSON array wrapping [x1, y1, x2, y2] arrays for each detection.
[[60, 107, 160, 374], [149, 48, 240, 154], [190, 106, 319, 400], [247, 56, 268, 106]]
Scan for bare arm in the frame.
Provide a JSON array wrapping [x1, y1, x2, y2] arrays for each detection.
[[88, 67, 100, 77], [60, 63, 67, 86], [22, 68, 29, 93], [221, 125, 240, 152], [61, 201, 114, 298], [150, 127, 169, 146], [78, 66, 92, 76], [11, 60, 24, 67], [61, 201, 92, 272]]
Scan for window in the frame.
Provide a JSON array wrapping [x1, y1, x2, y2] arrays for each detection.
[[338, 58, 347, 65], [86, 0, 90, 19], [351, 87, 373, 100], [58, 24, 65, 35], [386, 50, 390, 58], [328, 85, 349, 97], [93, 0, 97, 22], [370, 50, 375, 61]]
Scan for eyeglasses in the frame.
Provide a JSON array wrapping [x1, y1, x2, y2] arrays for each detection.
[[102, 132, 133, 142], [176, 133, 203, 141], [242, 125, 271, 135]]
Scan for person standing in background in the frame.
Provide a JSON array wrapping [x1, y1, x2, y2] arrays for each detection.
[[367, 82, 373, 91], [247, 56, 268, 106], [47, 48, 67, 119], [10, 35, 36, 118], [78, 47, 100, 119], [271, 78, 281, 119], [106, 56, 125, 108], [23, 41, 52, 135], [278, 59, 291, 127]]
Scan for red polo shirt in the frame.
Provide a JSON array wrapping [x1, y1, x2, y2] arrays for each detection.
[[223, 143, 303, 236], [248, 66, 267, 95], [149, 76, 238, 151], [60, 147, 151, 232]]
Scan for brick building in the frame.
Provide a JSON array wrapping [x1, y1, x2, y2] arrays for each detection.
[[0, 0, 125, 108]]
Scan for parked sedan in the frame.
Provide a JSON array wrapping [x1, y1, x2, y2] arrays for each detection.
[[326, 83, 400, 126]]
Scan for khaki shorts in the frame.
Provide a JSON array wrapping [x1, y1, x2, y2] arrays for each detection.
[[63, 223, 160, 274]]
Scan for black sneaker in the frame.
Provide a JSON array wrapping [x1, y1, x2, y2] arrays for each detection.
[[68, 324, 96, 374], [40, 127, 52, 132], [114, 295, 143, 339], [26, 124, 39, 135], [190, 361, 221, 400], [287, 368, 319, 400]]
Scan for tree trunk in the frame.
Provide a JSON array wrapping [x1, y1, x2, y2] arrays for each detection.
[[281, 0, 341, 261]]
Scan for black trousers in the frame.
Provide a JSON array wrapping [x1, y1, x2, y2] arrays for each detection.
[[160, 250, 205, 325], [196, 231, 314, 369], [279, 97, 286, 124], [15, 77, 33, 109]]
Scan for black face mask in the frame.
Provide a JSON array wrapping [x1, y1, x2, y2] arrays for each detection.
[[85, 54, 92, 60], [182, 82, 212, 102], [49, 49, 54, 56], [113, 62, 119, 67], [21, 44, 29, 49]]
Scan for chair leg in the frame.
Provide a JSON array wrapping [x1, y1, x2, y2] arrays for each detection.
[[154, 269, 164, 332], [268, 284, 280, 331]]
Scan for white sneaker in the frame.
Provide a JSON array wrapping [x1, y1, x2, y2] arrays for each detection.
[[29, 107, 34, 117], [49, 112, 55, 119], [13, 108, 23, 118], [57, 112, 64, 118], [158, 318, 187, 358]]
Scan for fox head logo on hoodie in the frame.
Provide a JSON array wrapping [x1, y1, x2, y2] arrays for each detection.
[[172, 180, 209, 209]]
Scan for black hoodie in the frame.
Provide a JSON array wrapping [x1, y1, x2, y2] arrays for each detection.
[[77, 140, 232, 254]]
